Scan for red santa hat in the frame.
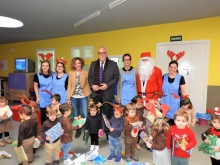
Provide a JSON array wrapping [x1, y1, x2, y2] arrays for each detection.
[[214, 106, 220, 115], [140, 52, 151, 59]]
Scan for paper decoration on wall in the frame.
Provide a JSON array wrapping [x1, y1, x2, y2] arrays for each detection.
[[14, 146, 27, 162], [45, 122, 63, 143], [167, 50, 185, 61], [38, 53, 53, 62]]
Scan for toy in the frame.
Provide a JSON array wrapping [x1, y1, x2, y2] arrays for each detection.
[[98, 129, 104, 138]]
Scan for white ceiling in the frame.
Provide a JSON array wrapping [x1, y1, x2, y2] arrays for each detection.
[[1, 0, 220, 44]]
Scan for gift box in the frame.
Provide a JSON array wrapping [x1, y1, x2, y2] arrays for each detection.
[[10, 105, 22, 122]]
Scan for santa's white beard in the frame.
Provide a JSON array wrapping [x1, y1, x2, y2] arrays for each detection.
[[138, 59, 155, 81]]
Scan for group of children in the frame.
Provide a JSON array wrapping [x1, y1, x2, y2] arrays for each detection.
[[0, 94, 220, 165]]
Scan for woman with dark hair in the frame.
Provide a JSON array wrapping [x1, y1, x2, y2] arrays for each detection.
[[161, 60, 188, 125], [33, 61, 53, 124], [52, 62, 68, 104], [67, 57, 91, 138], [117, 53, 138, 106]]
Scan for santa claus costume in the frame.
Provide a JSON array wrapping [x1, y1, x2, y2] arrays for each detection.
[[137, 52, 162, 101]]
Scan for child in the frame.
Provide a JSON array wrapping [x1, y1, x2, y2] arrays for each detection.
[[107, 105, 124, 163], [201, 109, 220, 165], [17, 105, 38, 165], [39, 105, 63, 165], [59, 103, 82, 165], [166, 109, 197, 165], [146, 117, 170, 165], [179, 96, 196, 127], [0, 96, 13, 147], [124, 103, 140, 162], [84, 103, 102, 151], [51, 94, 61, 118], [131, 96, 145, 150]]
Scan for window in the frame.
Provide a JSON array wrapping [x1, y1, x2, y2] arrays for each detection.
[[83, 46, 94, 59], [71, 47, 81, 58]]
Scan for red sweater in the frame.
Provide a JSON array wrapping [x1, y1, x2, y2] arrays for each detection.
[[166, 125, 197, 158]]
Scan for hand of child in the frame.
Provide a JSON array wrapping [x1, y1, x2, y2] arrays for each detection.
[[148, 135, 153, 141], [146, 142, 152, 148], [61, 129, 64, 133], [46, 137, 50, 141], [78, 124, 83, 128], [110, 128, 114, 132], [180, 145, 186, 151], [204, 139, 210, 144], [213, 146, 220, 152]]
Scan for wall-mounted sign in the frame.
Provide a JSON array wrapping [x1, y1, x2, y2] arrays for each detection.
[[170, 35, 182, 42]]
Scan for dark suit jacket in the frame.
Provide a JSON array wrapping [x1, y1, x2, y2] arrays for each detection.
[[88, 58, 119, 101]]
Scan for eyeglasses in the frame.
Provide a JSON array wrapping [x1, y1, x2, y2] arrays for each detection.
[[98, 52, 106, 55], [123, 59, 131, 61], [56, 66, 63, 68]]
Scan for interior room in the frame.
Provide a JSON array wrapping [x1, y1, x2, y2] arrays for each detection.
[[1, 0, 220, 164]]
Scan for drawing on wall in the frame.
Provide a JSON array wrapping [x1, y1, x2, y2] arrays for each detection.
[[36, 49, 55, 72], [0, 60, 7, 70]]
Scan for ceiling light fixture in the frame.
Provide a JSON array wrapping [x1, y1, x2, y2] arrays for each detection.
[[0, 16, 23, 28], [109, 0, 127, 9], [74, 11, 100, 28]]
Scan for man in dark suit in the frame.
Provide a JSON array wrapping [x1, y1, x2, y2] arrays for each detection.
[[88, 46, 119, 137]]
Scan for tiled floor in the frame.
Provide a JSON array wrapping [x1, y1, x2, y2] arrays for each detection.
[[0, 102, 212, 165]]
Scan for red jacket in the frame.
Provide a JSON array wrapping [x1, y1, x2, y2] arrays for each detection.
[[137, 66, 162, 99], [166, 125, 197, 158]]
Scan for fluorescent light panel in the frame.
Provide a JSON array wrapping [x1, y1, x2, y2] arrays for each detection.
[[0, 16, 23, 28], [109, 0, 127, 9], [74, 11, 100, 28]]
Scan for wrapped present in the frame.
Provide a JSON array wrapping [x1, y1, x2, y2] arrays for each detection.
[[102, 114, 111, 129], [72, 116, 86, 126], [198, 135, 220, 159], [139, 131, 149, 144], [14, 146, 27, 162], [45, 122, 63, 143]]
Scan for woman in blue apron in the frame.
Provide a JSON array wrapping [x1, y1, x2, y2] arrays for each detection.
[[161, 60, 187, 125], [33, 61, 53, 124]]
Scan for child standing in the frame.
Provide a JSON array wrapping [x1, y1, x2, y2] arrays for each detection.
[[84, 103, 102, 151], [179, 96, 196, 127], [146, 117, 170, 165], [51, 94, 61, 118], [0, 96, 13, 147], [107, 105, 124, 163], [17, 105, 38, 165], [201, 109, 220, 165], [59, 103, 82, 165], [39, 105, 63, 165], [124, 103, 140, 162], [166, 109, 197, 165], [131, 96, 145, 150]]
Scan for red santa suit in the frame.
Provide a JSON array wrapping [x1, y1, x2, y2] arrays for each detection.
[[137, 52, 162, 100]]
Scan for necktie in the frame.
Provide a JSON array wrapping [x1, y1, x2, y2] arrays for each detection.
[[99, 62, 104, 83]]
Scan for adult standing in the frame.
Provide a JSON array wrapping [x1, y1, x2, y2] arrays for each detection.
[[117, 53, 138, 106], [161, 60, 187, 125], [33, 61, 53, 124], [67, 57, 91, 139], [52, 62, 68, 104], [137, 52, 162, 101], [88, 46, 119, 137]]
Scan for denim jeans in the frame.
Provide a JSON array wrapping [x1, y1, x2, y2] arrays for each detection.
[[62, 142, 72, 160], [171, 156, 189, 165], [71, 97, 88, 118], [109, 135, 122, 157]]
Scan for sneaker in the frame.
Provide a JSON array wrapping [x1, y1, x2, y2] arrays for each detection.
[[136, 143, 141, 150], [63, 158, 73, 165], [107, 155, 115, 161], [68, 153, 74, 159], [125, 156, 131, 162], [131, 155, 139, 161], [115, 156, 122, 163]]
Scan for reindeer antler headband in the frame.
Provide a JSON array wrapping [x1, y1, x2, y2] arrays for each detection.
[[167, 50, 185, 61], [16, 93, 36, 108], [38, 53, 53, 63], [56, 57, 67, 65], [103, 102, 124, 114]]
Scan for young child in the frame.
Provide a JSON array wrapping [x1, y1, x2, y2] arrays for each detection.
[[201, 109, 220, 165], [59, 103, 82, 165], [107, 105, 124, 163], [166, 109, 197, 165], [124, 103, 140, 162], [179, 96, 196, 127], [0, 96, 13, 147], [146, 117, 170, 165], [131, 96, 145, 150], [51, 94, 61, 118], [84, 103, 102, 151], [17, 105, 38, 165], [39, 105, 63, 165]]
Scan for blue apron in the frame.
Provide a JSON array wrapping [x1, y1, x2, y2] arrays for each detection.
[[120, 69, 136, 106], [52, 73, 68, 104], [161, 74, 181, 119], [38, 73, 52, 108]]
